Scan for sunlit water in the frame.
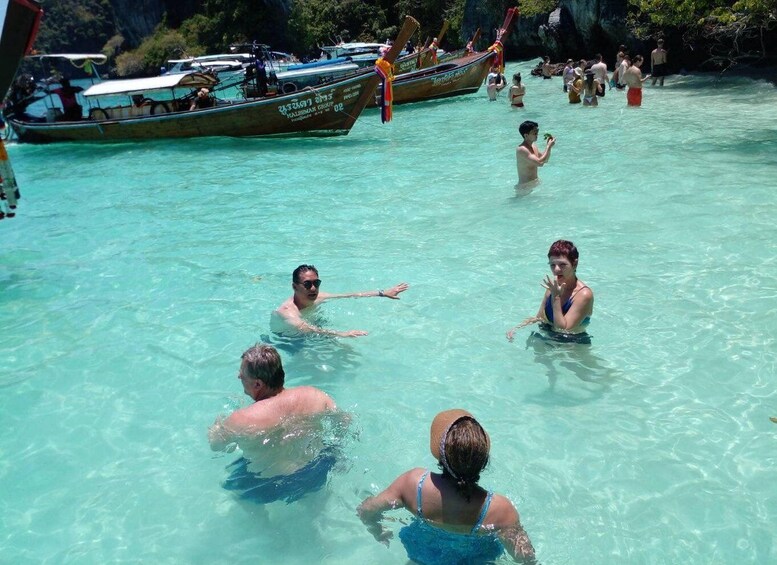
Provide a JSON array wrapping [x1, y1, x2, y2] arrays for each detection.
[[2, 61, 776, 564]]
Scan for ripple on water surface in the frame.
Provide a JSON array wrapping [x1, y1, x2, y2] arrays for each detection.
[[1, 63, 777, 564]]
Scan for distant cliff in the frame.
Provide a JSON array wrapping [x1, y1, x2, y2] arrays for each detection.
[[464, 0, 632, 62]]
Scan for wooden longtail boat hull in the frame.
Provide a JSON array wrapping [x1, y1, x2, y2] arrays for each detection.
[[368, 51, 494, 107], [369, 8, 518, 107], [9, 16, 419, 144], [10, 72, 379, 143], [0, 0, 42, 96]]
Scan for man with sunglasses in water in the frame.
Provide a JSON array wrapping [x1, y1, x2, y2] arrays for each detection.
[[273, 264, 409, 337]]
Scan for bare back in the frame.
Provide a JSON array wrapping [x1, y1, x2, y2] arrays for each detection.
[[228, 386, 335, 433]]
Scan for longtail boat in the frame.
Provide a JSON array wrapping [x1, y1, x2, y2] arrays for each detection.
[[0, 0, 43, 219], [393, 21, 449, 76], [369, 7, 518, 107], [5, 16, 419, 144]]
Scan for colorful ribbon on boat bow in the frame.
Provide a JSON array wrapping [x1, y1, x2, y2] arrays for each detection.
[[487, 37, 505, 73], [0, 140, 20, 220], [374, 57, 394, 123]]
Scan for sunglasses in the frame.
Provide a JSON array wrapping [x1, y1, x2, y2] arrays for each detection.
[[300, 279, 322, 290]]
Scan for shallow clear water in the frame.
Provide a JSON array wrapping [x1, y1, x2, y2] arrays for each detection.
[[2, 61, 776, 564]]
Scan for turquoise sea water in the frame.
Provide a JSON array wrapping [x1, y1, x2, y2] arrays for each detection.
[[2, 60, 776, 564]]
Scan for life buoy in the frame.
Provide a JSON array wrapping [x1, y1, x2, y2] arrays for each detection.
[[150, 101, 171, 115], [281, 82, 298, 94], [89, 108, 110, 121]]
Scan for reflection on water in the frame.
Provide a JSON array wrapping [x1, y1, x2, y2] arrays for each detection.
[[260, 324, 364, 385], [523, 329, 619, 405]]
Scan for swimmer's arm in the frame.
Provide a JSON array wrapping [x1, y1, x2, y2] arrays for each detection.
[[506, 316, 542, 341], [551, 287, 593, 331], [506, 292, 549, 340], [208, 416, 239, 452], [319, 282, 409, 301], [498, 522, 537, 563], [357, 470, 415, 544], [279, 308, 368, 338], [517, 143, 553, 167]]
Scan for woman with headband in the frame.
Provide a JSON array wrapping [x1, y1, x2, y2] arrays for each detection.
[[358, 409, 535, 563]]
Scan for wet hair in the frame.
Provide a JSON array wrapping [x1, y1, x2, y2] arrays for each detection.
[[519, 120, 538, 137], [292, 264, 318, 283], [513, 73, 521, 83], [585, 71, 595, 88], [438, 417, 490, 501], [595, 53, 603, 61], [548, 240, 579, 264], [543, 56, 550, 62], [633, 55, 644, 64], [240, 344, 285, 389]]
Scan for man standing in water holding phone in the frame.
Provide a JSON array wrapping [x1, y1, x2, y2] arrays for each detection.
[[516, 120, 555, 188]]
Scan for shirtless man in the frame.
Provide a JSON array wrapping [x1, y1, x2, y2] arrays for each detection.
[[273, 264, 409, 337], [624, 55, 650, 107], [209, 344, 340, 502], [651, 39, 668, 86], [516, 120, 555, 187], [209, 344, 336, 452], [541, 56, 553, 79]]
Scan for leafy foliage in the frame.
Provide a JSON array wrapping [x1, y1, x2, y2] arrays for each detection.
[[517, 0, 559, 18], [35, 0, 117, 54], [628, 0, 777, 68], [115, 26, 195, 76]]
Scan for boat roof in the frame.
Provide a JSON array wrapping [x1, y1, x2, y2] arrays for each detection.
[[277, 62, 359, 80], [83, 72, 218, 97], [26, 53, 108, 64]]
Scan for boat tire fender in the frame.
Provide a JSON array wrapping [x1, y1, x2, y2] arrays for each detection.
[[281, 82, 298, 94], [151, 101, 171, 115], [89, 108, 110, 121]]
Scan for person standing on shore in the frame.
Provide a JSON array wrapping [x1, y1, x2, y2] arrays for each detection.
[[651, 39, 668, 86]]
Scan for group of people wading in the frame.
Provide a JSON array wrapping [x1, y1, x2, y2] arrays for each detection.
[[209, 241, 594, 563]]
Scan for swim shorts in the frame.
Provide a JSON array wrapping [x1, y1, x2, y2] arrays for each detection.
[[222, 448, 338, 504], [627, 87, 642, 106], [530, 327, 592, 345], [512, 102, 524, 107], [652, 63, 667, 77]]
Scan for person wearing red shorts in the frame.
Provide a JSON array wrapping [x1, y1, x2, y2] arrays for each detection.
[[624, 54, 649, 107]]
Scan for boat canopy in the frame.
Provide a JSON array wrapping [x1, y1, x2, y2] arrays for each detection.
[[83, 72, 218, 97], [27, 53, 108, 64]]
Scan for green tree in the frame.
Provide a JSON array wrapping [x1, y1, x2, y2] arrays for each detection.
[[628, 0, 777, 68], [34, 0, 117, 54], [115, 26, 193, 76]]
